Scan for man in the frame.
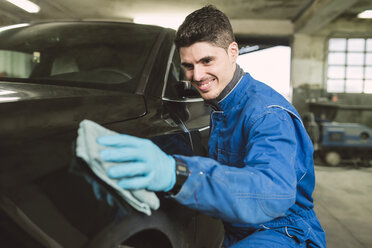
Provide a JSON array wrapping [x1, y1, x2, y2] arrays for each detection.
[[97, 5, 326, 247]]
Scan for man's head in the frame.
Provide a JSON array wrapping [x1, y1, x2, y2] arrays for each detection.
[[175, 5, 239, 100], [175, 5, 235, 50]]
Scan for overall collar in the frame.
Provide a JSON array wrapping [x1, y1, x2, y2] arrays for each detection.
[[206, 64, 246, 111]]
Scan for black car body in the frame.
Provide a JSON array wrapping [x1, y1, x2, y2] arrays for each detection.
[[0, 21, 223, 248]]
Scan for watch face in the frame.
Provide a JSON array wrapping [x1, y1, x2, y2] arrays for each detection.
[[177, 164, 188, 173], [169, 163, 189, 195]]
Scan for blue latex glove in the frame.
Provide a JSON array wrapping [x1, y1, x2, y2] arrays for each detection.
[[97, 134, 176, 192]]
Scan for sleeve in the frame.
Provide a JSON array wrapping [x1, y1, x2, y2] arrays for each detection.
[[172, 108, 298, 224]]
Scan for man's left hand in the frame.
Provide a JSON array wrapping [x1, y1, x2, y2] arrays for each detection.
[[97, 134, 176, 192]]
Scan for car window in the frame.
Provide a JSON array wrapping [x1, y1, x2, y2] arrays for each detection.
[[164, 48, 182, 98], [164, 48, 200, 99], [0, 50, 36, 78], [0, 22, 162, 92]]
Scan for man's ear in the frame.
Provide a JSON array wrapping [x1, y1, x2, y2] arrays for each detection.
[[228, 42, 239, 62]]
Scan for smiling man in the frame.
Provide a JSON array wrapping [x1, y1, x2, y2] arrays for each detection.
[[180, 41, 238, 100], [96, 5, 326, 248]]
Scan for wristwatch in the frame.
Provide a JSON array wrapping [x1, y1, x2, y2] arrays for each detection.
[[168, 158, 190, 195]]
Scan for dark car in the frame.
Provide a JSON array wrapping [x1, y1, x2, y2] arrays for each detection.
[[0, 21, 223, 248]]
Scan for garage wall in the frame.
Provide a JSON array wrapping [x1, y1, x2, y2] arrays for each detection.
[[291, 18, 372, 127]]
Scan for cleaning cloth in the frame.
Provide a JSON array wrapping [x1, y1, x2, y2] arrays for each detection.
[[76, 119, 160, 216]]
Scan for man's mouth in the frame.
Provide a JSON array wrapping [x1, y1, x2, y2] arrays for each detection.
[[195, 78, 216, 92]]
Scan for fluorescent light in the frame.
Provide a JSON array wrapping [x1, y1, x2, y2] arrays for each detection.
[[358, 10, 372, 19], [134, 15, 186, 30], [239, 45, 260, 54], [0, 23, 29, 32], [6, 0, 40, 13]]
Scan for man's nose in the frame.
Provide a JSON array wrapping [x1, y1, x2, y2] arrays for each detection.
[[193, 65, 205, 82]]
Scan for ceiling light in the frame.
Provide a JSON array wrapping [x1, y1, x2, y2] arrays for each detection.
[[133, 15, 186, 30], [239, 45, 260, 55], [6, 0, 40, 13], [357, 10, 372, 19]]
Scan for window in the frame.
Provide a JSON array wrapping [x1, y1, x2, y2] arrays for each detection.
[[237, 45, 292, 101], [163, 47, 199, 99], [0, 50, 35, 78], [0, 22, 162, 91], [327, 38, 372, 93], [163, 48, 183, 98]]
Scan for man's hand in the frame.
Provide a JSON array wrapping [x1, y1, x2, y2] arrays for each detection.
[[97, 134, 176, 192]]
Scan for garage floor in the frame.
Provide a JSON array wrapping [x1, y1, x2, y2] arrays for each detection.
[[313, 164, 372, 248]]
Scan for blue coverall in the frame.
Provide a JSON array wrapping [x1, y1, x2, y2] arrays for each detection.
[[173, 73, 326, 247]]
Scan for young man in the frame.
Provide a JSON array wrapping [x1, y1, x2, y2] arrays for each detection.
[[97, 5, 326, 247]]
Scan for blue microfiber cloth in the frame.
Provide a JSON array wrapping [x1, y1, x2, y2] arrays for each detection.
[[76, 119, 160, 216]]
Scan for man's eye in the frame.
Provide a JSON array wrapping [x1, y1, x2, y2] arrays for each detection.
[[202, 57, 214, 65], [183, 64, 193, 70]]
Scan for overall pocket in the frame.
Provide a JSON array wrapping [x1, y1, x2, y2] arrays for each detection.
[[258, 221, 308, 246]]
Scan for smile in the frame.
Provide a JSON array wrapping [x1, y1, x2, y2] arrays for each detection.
[[195, 78, 215, 92]]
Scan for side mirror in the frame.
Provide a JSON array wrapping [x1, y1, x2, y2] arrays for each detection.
[[164, 62, 201, 100], [180, 80, 200, 98]]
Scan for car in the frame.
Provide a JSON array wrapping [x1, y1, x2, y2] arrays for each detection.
[[0, 21, 224, 248]]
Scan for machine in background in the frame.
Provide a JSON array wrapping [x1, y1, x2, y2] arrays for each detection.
[[303, 101, 372, 166]]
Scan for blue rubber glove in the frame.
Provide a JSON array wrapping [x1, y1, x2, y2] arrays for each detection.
[[97, 134, 176, 192]]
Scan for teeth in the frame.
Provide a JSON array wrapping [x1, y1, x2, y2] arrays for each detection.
[[199, 81, 211, 90], [198, 79, 214, 90]]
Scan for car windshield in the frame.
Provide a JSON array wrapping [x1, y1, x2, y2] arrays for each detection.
[[0, 22, 162, 91]]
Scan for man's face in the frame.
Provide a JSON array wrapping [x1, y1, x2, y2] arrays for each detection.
[[180, 41, 239, 100]]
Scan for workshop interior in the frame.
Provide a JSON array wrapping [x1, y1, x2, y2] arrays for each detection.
[[0, 0, 372, 248]]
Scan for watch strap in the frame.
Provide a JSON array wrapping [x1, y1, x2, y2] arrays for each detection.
[[168, 157, 190, 195]]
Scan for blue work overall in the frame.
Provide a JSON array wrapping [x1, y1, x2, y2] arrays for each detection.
[[173, 73, 326, 247]]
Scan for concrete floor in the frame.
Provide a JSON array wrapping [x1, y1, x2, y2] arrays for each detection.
[[313, 164, 372, 248]]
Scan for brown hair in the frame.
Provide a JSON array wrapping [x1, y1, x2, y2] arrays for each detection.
[[174, 5, 235, 50]]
